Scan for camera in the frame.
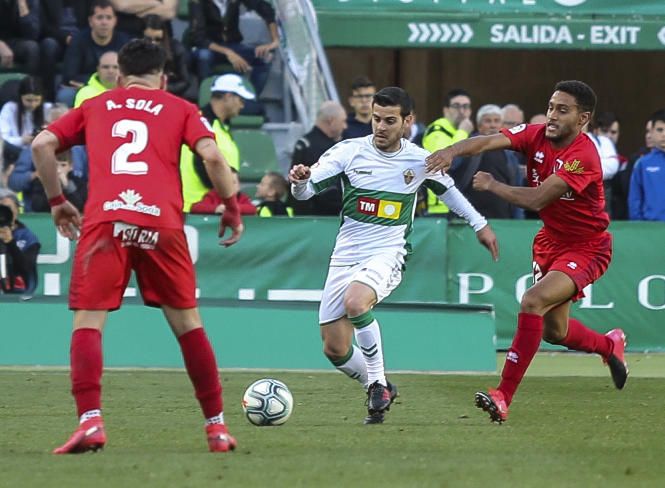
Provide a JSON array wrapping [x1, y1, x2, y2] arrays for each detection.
[[0, 204, 13, 228]]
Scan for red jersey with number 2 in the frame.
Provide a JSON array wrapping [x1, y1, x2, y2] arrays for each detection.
[[47, 86, 214, 229], [501, 124, 609, 241]]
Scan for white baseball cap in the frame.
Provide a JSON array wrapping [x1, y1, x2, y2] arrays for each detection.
[[210, 74, 256, 100]]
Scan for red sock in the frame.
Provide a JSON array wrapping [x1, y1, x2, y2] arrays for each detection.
[[498, 313, 543, 406], [70, 328, 103, 417], [560, 318, 613, 359], [178, 328, 223, 419]]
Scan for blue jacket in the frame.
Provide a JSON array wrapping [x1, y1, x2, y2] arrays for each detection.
[[628, 148, 665, 221]]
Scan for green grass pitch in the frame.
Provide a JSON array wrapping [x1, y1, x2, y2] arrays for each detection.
[[1, 353, 664, 488]]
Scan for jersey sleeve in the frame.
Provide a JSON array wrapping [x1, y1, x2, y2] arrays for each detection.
[[182, 103, 215, 149], [500, 123, 540, 154], [47, 107, 86, 149], [309, 140, 349, 192], [553, 146, 600, 194]]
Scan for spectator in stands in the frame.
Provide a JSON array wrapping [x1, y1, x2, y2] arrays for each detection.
[[74, 50, 118, 107], [585, 120, 619, 212], [529, 113, 547, 124], [8, 104, 75, 211], [449, 104, 518, 219], [190, 0, 279, 111], [143, 15, 192, 100], [628, 109, 665, 222], [255, 172, 293, 217], [58, 0, 129, 106], [31, 149, 87, 212], [182, 74, 255, 212], [0, 76, 50, 167], [0, 188, 40, 296], [422, 88, 474, 215], [342, 76, 375, 140], [109, 0, 176, 38], [501, 104, 524, 129], [289, 101, 346, 216], [190, 168, 256, 215], [405, 101, 426, 147], [0, 0, 40, 78]]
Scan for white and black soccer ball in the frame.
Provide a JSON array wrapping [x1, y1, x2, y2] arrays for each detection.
[[241, 378, 293, 426]]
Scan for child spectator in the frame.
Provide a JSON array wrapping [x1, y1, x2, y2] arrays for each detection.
[[190, 168, 256, 215], [30, 149, 87, 212], [255, 172, 293, 217]]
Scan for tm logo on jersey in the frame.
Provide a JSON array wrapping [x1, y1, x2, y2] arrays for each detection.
[[103, 189, 161, 216], [357, 197, 402, 220]]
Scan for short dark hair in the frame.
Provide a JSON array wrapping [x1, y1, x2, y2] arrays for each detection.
[[373, 86, 412, 118], [649, 109, 665, 126], [89, 0, 114, 16], [444, 88, 471, 107], [265, 171, 288, 199], [118, 39, 166, 77], [350, 76, 374, 92], [554, 80, 597, 115], [593, 111, 618, 131]]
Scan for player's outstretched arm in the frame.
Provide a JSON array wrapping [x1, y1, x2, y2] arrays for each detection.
[[473, 171, 570, 212], [426, 133, 512, 174], [32, 130, 81, 240]]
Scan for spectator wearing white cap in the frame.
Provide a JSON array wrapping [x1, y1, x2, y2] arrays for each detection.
[[180, 74, 256, 212]]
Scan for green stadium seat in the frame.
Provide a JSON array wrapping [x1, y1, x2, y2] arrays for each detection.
[[230, 115, 264, 129], [232, 129, 280, 182], [177, 0, 189, 20]]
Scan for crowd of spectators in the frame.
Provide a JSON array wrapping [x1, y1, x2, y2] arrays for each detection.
[[1, 0, 664, 233]]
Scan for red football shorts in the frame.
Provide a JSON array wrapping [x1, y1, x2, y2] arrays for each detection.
[[69, 222, 197, 310], [532, 228, 612, 302]]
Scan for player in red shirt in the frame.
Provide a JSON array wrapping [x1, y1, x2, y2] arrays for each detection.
[[32, 39, 243, 453], [426, 80, 627, 423]]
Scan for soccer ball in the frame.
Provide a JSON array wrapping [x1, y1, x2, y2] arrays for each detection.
[[241, 378, 293, 426]]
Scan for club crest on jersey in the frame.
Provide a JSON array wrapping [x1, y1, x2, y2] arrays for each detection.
[[403, 168, 415, 184], [563, 159, 585, 174], [103, 189, 161, 216], [357, 197, 402, 220]]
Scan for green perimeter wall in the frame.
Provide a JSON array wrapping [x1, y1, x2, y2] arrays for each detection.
[[4, 215, 665, 351], [0, 299, 496, 372]]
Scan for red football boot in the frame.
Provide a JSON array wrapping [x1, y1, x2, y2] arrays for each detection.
[[475, 389, 509, 424], [206, 424, 237, 453], [604, 328, 629, 390], [53, 417, 106, 454]]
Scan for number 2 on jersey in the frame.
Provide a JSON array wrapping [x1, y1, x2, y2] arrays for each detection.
[[111, 119, 149, 175]]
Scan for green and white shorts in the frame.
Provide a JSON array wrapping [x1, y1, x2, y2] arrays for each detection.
[[319, 253, 404, 325]]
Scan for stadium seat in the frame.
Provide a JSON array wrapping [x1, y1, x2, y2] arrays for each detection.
[[232, 129, 280, 181], [231, 115, 264, 129], [0, 72, 27, 106], [198, 73, 254, 108], [177, 0, 189, 20]]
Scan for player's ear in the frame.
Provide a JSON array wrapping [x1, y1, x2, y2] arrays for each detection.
[[579, 111, 591, 128], [160, 74, 168, 90], [117, 74, 126, 87]]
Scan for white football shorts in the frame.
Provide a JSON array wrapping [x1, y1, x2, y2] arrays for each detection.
[[319, 253, 404, 324]]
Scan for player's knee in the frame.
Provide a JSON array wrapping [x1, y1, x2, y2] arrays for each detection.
[[343, 295, 370, 318], [322, 342, 347, 363], [520, 289, 547, 314]]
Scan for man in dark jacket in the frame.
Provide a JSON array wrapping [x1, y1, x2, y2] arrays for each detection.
[[189, 0, 279, 104], [0, 0, 40, 77], [289, 101, 347, 215]]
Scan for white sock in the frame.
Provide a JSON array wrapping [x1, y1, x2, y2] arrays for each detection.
[[79, 409, 101, 424], [354, 320, 387, 387], [205, 412, 225, 426], [333, 345, 368, 389]]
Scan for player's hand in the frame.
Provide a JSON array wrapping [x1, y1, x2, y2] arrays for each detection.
[[227, 51, 251, 73], [475, 224, 499, 262], [51, 201, 81, 240], [218, 195, 243, 247], [472, 171, 495, 191], [425, 147, 455, 174], [289, 164, 311, 183]]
